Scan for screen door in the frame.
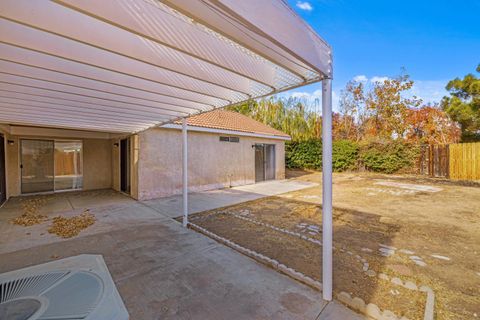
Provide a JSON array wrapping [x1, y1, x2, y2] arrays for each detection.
[[255, 144, 276, 182], [21, 139, 54, 194]]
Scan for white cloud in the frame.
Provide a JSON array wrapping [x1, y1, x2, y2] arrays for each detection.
[[296, 1, 313, 11], [353, 75, 368, 83], [370, 76, 390, 83], [407, 80, 448, 105]]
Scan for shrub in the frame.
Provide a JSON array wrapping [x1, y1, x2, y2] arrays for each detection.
[[286, 139, 322, 170], [359, 141, 419, 173], [332, 140, 359, 171], [286, 139, 359, 171]]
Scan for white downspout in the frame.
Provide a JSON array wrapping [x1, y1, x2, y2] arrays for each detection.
[[322, 78, 333, 301], [182, 117, 189, 227]]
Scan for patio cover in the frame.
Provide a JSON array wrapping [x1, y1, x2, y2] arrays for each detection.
[[0, 0, 334, 303], [0, 0, 332, 133]]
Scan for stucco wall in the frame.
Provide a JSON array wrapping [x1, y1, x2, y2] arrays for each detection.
[[82, 138, 112, 190], [137, 128, 286, 200], [3, 128, 112, 197]]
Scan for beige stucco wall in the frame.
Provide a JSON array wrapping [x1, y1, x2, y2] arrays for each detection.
[[2, 127, 113, 197], [137, 127, 286, 200], [82, 138, 112, 190]]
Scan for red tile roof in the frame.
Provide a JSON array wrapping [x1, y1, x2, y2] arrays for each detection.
[[175, 109, 290, 139]]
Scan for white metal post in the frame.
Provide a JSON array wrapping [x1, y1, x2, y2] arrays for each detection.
[[182, 117, 189, 227], [322, 78, 333, 301]]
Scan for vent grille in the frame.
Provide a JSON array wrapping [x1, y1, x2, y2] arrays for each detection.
[[0, 271, 103, 319], [0, 271, 69, 303]]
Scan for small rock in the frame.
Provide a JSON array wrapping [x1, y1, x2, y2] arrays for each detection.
[[362, 263, 369, 272], [404, 281, 418, 290], [391, 277, 403, 286], [378, 273, 390, 281], [337, 291, 352, 305], [398, 249, 415, 255], [351, 297, 366, 313], [382, 309, 398, 320], [413, 260, 427, 267], [361, 247, 373, 253], [366, 270, 376, 277], [431, 254, 451, 261], [365, 303, 381, 319], [379, 248, 395, 256], [379, 244, 397, 250]]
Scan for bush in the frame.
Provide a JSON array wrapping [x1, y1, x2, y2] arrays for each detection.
[[332, 140, 359, 171], [286, 139, 322, 170], [359, 141, 419, 173], [286, 139, 359, 172]]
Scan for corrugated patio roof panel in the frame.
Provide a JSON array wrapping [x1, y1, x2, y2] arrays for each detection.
[[0, 0, 331, 133]]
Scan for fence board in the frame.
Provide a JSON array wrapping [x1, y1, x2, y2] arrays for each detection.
[[449, 142, 480, 181]]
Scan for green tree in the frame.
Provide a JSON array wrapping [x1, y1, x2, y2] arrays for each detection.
[[441, 64, 480, 141]]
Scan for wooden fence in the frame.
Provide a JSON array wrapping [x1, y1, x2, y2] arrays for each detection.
[[449, 142, 480, 181], [419, 142, 480, 181]]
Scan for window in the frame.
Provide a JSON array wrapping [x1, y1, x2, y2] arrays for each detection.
[[219, 136, 240, 143]]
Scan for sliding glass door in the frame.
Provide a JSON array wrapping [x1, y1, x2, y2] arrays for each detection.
[[21, 139, 83, 194], [54, 141, 83, 191], [21, 139, 55, 194]]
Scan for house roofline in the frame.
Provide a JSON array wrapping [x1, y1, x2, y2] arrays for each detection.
[[160, 123, 291, 141]]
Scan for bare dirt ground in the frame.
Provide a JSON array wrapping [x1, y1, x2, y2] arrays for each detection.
[[190, 170, 480, 320]]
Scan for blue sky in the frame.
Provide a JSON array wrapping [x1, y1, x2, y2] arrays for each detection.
[[282, 0, 480, 111]]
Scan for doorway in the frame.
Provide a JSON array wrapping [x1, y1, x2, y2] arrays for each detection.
[[120, 138, 131, 193], [20, 139, 83, 194], [0, 135, 6, 205], [254, 144, 275, 182]]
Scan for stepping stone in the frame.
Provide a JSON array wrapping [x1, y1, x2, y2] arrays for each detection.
[[379, 244, 397, 250], [431, 254, 451, 261], [379, 248, 395, 256]]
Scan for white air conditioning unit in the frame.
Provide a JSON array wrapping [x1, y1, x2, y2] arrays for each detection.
[[0, 254, 129, 320]]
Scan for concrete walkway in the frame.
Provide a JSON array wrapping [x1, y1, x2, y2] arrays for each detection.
[[0, 188, 363, 319], [142, 179, 318, 218]]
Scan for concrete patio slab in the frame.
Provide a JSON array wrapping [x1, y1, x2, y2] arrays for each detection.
[[0, 189, 361, 319], [142, 179, 317, 218]]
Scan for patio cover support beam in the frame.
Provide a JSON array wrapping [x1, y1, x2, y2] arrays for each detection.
[[182, 117, 189, 227], [322, 78, 333, 301]]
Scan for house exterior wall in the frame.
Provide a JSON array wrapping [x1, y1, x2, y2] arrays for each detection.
[[137, 127, 286, 200], [1, 126, 113, 198]]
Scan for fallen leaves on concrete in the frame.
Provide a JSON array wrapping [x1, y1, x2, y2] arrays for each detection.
[[47, 210, 96, 238], [11, 198, 49, 226]]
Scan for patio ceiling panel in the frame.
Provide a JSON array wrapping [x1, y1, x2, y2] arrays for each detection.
[[0, 43, 226, 109], [0, 60, 215, 113], [0, 0, 331, 133]]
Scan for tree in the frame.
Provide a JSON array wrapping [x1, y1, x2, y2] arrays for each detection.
[[406, 105, 460, 144], [441, 64, 480, 141], [364, 75, 423, 140]]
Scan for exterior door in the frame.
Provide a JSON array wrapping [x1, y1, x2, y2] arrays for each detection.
[[265, 144, 276, 180], [255, 144, 265, 182], [255, 144, 276, 182], [21, 139, 55, 194], [0, 135, 6, 205]]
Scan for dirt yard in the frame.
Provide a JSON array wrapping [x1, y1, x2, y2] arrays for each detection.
[[189, 170, 480, 320]]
